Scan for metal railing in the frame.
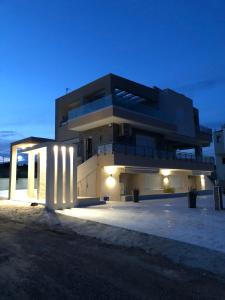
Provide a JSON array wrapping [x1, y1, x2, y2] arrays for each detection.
[[98, 143, 214, 164]]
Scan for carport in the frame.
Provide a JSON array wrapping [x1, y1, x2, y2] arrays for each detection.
[[8, 137, 77, 210]]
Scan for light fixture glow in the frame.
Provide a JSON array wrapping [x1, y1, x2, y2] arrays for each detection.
[[61, 146, 66, 153], [200, 175, 205, 189], [106, 176, 116, 188], [61, 146, 66, 204], [163, 177, 169, 186], [104, 166, 118, 175], [69, 146, 74, 203], [53, 145, 58, 152], [53, 145, 58, 204], [69, 146, 74, 154], [160, 169, 171, 176]]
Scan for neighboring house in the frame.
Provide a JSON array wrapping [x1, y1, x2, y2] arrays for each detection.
[[8, 74, 214, 207], [214, 125, 225, 187], [55, 74, 214, 201]]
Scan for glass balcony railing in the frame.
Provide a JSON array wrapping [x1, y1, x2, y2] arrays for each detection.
[[199, 125, 212, 135], [98, 143, 215, 164], [68, 95, 113, 120], [68, 94, 173, 124]]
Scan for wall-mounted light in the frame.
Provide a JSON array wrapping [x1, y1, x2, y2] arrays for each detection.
[[106, 175, 116, 188], [163, 177, 169, 186], [160, 169, 171, 176], [104, 166, 118, 175]]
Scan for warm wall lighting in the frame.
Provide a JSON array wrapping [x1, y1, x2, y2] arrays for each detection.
[[163, 177, 169, 186], [61, 146, 66, 204], [69, 147, 74, 203], [160, 169, 171, 176], [53, 145, 58, 152], [106, 175, 116, 188], [53, 145, 58, 204], [104, 166, 118, 175], [69, 147, 74, 154], [200, 174, 205, 190], [61, 146, 66, 153]]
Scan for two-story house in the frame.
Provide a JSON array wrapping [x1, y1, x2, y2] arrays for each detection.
[[55, 74, 214, 201]]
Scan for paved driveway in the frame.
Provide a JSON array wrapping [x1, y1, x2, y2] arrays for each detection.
[[57, 195, 225, 253]]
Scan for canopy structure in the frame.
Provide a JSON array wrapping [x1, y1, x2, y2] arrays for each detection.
[[9, 137, 77, 210]]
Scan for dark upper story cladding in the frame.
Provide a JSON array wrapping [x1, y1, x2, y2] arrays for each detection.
[[55, 73, 212, 147], [56, 73, 159, 105], [56, 73, 159, 123]]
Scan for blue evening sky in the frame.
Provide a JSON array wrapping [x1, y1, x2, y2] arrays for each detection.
[[0, 0, 225, 155]]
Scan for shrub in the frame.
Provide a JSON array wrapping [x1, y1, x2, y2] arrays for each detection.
[[163, 186, 175, 193]]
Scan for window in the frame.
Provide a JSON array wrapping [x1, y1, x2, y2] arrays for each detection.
[[217, 135, 221, 143]]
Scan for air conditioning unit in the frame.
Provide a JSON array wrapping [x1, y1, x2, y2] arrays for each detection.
[[119, 123, 132, 137]]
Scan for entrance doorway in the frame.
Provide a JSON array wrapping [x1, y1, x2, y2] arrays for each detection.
[[86, 138, 93, 159]]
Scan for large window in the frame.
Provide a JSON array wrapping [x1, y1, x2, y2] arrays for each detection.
[[136, 135, 155, 149]]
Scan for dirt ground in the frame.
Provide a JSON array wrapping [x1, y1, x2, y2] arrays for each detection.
[[0, 206, 225, 299]]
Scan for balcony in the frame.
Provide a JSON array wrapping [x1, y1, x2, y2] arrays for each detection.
[[199, 125, 212, 135], [98, 143, 214, 171], [197, 125, 212, 145], [67, 95, 176, 133]]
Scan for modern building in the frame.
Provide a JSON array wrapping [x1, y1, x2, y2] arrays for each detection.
[[55, 74, 214, 202], [214, 125, 225, 187], [8, 74, 214, 208]]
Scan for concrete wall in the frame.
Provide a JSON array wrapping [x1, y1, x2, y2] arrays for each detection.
[[80, 124, 114, 159], [159, 90, 196, 138], [77, 154, 212, 202], [77, 155, 98, 197], [214, 130, 225, 155], [214, 129, 225, 182]]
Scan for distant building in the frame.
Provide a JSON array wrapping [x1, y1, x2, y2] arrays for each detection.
[[9, 74, 214, 208], [214, 125, 225, 187]]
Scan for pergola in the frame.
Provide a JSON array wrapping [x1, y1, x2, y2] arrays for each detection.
[[9, 137, 77, 210]]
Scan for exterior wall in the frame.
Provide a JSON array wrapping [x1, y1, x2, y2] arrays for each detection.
[[99, 166, 122, 201], [55, 74, 112, 142], [77, 155, 98, 197], [80, 125, 114, 160], [159, 90, 196, 138], [77, 154, 212, 202], [214, 128, 225, 184], [215, 155, 225, 182]]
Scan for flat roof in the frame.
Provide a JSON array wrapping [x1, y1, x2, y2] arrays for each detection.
[[11, 136, 54, 147]]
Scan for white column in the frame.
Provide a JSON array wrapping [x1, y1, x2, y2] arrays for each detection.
[[37, 148, 47, 200], [46, 146, 55, 210], [9, 145, 17, 200], [56, 146, 63, 209], [27, 151, 35, 198], [72, 146, 78, 207], [46, 144, 77, 210], [65, 147, 71, 208]]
